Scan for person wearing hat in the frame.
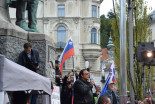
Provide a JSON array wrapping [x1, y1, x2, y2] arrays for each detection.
[[103, 81, 119, 104]]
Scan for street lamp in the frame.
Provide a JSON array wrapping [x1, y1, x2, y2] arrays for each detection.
[[146, 51, 153, 58], [137, 42, 155, 99]]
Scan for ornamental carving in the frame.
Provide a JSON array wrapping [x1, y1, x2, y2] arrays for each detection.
[[73, 18, 79, 24]]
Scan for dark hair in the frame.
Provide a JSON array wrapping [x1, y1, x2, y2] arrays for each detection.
[[24, 43, 32, 49], [79, 69, 87, 79], [55, 60, 60, 64], [98, 95, 110, 104]]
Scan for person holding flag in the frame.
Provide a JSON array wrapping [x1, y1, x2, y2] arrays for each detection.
[[99, 61, 119, 104], [147, 89, 151, 99], [58, 38, 76, 104]]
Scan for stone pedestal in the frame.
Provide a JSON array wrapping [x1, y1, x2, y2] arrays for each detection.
[[0, 0, 56, 83], [0, 1, 56, 103]]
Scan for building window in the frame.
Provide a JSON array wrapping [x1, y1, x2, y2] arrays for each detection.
[[92, 5, 97, 18], [57, 26, 66, 48], [58, 5, 65, 17], [91, 28, 97, 44]]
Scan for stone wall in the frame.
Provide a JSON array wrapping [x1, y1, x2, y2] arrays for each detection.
[[0, 35, 27, 62], [0, 30, 56, 104]]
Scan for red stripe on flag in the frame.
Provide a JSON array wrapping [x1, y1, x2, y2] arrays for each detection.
[[60, 48, 74, 73], [72, 96, 74, 104], [147, 94, 151, 98]]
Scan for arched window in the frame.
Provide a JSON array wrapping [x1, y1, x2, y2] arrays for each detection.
[[91, 28, 97, 44], [57, 26, 66, 48]]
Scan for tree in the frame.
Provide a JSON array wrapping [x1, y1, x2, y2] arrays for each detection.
[[106, 0, 152, 100], [100, 11, 115, 48]]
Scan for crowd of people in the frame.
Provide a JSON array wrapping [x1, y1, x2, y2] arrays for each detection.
[[55, 60, 119, 104], [10, 42, 154, 104], [137, 98, 154, 104], [55, 60, 155, 104]]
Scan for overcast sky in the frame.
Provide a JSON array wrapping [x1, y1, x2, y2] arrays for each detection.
[[100, 0, 155, 16]]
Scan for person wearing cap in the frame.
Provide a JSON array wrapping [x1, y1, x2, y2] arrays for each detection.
[[104, 81, 119, 104]]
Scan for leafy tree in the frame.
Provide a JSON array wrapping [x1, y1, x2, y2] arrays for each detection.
[[104, 0, 153, 100], [100, 11, 115, 48]]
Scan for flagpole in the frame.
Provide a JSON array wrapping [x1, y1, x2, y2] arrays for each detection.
[[72, 56, 74, 70], [72, 56, 75, 104]]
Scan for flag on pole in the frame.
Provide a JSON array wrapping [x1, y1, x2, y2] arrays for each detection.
[[100, 61, 116, 95], [147, 89, 151, 98], [59, 38, 74, 73]]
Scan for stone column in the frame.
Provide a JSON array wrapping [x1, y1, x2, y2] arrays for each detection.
[[28, 33, 56, 84]]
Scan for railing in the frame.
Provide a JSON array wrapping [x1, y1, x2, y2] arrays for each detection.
[[57, 41, 66, 48]]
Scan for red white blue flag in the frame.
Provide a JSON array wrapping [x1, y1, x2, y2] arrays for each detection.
[[100, 61, 116, 95], [147, 89, 151, 98], [109, 61, 116, 83], [59, 38, 74, 73]]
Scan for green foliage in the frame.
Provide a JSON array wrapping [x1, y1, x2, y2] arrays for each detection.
[[102, 0, 153, 100], [100, 11, 115, 48]]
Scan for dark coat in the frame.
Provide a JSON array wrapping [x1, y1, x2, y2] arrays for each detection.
[[18, 48, 41, 72], [61, 76, 72, 104], [55, 67, 62, 86], [73, 79, 94, 104]]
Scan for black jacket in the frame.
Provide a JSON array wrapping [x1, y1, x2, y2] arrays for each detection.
[[61, 76, 72, 104], [73, 79, 93, 104], [55, 67, 62, 86], [18, 48, 41, 72]]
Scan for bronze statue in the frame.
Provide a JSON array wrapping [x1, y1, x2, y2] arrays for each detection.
[[6, 0, 39, 33]]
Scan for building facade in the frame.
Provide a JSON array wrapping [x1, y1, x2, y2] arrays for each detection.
[[149, 10, 155, 42]]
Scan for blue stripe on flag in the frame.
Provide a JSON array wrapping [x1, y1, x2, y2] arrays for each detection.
[[100, 74, 111, 95]]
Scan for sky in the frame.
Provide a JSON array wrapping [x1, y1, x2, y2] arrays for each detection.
[[100, 0, 155, 16]]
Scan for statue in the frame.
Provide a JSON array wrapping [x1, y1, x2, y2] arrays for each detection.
[[6, 0, 39, 33]]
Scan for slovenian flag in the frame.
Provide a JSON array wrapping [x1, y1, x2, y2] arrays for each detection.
[[59, 38, 74, 73], [147, 89, 151, 98], [100, 61, 116, 95]]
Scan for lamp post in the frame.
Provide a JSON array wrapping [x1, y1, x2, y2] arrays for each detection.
[[120, 0, 127, 103]]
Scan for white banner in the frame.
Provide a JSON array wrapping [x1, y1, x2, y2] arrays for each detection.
[[51, 86, 60, 104]]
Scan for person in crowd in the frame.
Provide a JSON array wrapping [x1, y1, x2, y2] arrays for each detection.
[[93, 85, 101, 104], [55, 60, 64, 86], [73, 69, 95, 104], [143, 98, 152, 104], [70, 69, 79, 81], [61, 70, 73, 104], [98, 95, 111, 104], [138, 100, 144, 104], [104, 81, 119, 104], [12, 42, 40, 104]]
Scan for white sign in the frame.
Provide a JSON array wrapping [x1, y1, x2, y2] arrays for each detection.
[[51, 86, 60, 104]]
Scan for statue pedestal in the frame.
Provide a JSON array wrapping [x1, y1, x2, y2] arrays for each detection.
[[0, 0, 56, 84], [0, 1, 56, 104]]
